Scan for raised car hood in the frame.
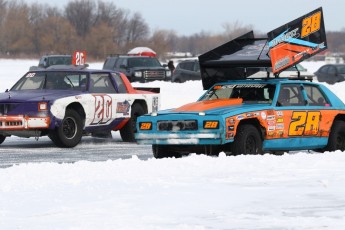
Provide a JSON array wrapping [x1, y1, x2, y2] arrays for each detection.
[[0, 90, 82, 103]]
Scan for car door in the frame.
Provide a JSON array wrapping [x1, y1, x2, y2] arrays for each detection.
[[87, 73, 130, 128], [271, 83, 327, 150], [191, 61, 201, 80]]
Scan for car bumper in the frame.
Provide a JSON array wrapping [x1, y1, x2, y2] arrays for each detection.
[[135, 132, 223, 145], [0, 115, 50, 130]]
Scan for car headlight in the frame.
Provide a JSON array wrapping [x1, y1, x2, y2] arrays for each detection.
[[38, 102, 48, 111], [134, 71, 142, 77], [165, 70, 171, 77]]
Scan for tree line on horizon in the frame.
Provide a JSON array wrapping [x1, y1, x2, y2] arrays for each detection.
[[0, 0, 344, 61]]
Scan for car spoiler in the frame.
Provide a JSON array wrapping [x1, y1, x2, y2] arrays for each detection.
[[199, 31, 271, 89], [267, 7, 327, 74], [133, 87, 160, 93], [199, 7, 327, 90]]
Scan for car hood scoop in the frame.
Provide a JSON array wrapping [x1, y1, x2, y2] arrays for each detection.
[[173, 98, 243, 112]]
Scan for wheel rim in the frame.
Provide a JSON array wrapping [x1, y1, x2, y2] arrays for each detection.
[[245, 135, 257, 154], [62, 117, 77, 139]]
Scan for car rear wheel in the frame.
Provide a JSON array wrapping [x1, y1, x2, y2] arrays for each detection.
[[232, 124, 263, 155], [326, 120, 345, 151], [49, 109, 83, 148], [120, 103, 146, 142], [0, 135, 6, 144]]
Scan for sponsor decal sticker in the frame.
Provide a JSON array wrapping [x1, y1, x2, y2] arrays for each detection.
[[267, 115, 276, 120], [276, 123, 284, 129], [268, 126, 275, 131], [267, 121, 276, 126], [261, 112, 267, 120], [26, 73, 36, 78], [117, 100, 130, 115], [226, 132, 234, 139], [236, 115, 245, 120], [276, 111, 284, 117], [276, 118, 284, 123], [228, 118, 235, 124]]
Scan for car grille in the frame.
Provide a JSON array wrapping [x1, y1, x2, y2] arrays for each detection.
[[143, 70, 165, 79], [0, 120, 23, 127], [157, 120, 198, 131], [0, 103, 19, 115]]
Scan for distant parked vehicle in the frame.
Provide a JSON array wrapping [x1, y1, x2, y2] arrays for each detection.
[[314, 64, 345, 84], [103, 55, 171, 82], [30, 55, 72, 70], [172, 60, 200, 83]]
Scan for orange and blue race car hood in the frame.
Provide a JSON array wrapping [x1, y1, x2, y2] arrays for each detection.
[[174, 98, 243, 112], [158, 99, 271, 116]]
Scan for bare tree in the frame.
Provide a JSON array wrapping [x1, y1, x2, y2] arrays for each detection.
[[65, 0, 95, 37], [2, 1, 33, 55], [149, 29, 178, 59], [222, 21, 253, 40], [125, 12, 149, 47]]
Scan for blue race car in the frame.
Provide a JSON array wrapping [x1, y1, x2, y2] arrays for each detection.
[[135, 8, 344, 158]]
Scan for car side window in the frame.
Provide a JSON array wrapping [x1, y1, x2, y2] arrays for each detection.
[[178, 62, 186, 70], [89, 73, 117, 93], [112, 73, 127, 93], [304, 85, 330, 106], [328, 66, 337, 75], [103, 58, 117, 70], [277, 85, 304, 106], [319, 66, 329, 73], [194, 62, 200, 72], [116, 58, 126, 68], [338, 66, 345, 74], [184, 62, 194, 71]]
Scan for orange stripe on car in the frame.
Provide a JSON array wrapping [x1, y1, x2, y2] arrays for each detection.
[[174, 98, 243, 112]]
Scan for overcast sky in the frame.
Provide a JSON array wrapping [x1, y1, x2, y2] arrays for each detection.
[[24, 0, 344, 35]]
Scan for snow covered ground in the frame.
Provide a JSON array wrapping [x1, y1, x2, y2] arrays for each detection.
[[1, 60, 345, 229]]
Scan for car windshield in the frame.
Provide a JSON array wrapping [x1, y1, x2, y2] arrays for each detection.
[[200, 83, 276, 104], [48, 56, 72, 66], [127, 58, 161, 68], [11, 71, 87, 91]]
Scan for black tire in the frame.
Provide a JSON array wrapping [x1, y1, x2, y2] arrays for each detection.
[[49, 110, 83, 148], [232, 124, 263, 155], [120, 103, 145, 142], [326, 120, 345, 151], [152, 145, 182, 159], [0, 135, 6, 144]]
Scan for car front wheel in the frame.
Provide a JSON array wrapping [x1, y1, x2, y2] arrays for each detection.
[[232, 124, 263, 155], [49, 110, 83, 148]]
